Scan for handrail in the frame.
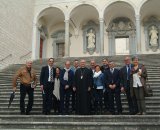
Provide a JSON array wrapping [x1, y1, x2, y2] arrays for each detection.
[[20, 51, 32, 59], [0, 54, 12, 62]]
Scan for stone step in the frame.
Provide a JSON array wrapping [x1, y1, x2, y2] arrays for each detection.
[[2, 105, 159, 111], [0, 120, 159, 130], [0, 115, 159, 122], [0, 110, 159, 115], [1, 100, 159, 106], [0, 86, 159, 92], [1, 103, 160, 109], [0, 122, 159, 130], [0, 97, 159, 105], [3, 92, 159, 97]]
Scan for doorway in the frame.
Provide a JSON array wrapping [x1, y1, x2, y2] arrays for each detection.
[[39, 38, 43, 58], [56, 43, 65, 57], [115, 37, 129, 55]]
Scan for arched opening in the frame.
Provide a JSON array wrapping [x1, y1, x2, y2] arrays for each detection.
[[140, 0, 160, 52], [69, 4, 99, 56], [35, 7, 65, 59], [104, 1, 136, 56]]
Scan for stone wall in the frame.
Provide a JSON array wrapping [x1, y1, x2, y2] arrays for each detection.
[[0, 0, 34, 69]]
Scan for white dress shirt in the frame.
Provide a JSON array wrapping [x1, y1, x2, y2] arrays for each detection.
[[133, 73, 142, 87]]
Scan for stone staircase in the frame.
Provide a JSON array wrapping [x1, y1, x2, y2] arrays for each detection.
[[0, 54, 160, 129]]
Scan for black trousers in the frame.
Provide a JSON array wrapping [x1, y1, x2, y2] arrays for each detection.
[[20, 84, 34, 114], [72, 90, 76, 111], [125, 81, 138, 114], [43, 82, 54, 114], [52, 94, 60, 113], [108, 88, 122, 114], [94, 89, 103, 113], [104, 90, 109, 111], [60, 88, 71, 114]]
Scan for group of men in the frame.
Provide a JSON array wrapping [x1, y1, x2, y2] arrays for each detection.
[[13, 56, 138, 115]]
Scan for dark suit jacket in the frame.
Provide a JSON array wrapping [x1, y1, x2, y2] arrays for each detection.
[[120, 64, 133, 88], [104, 68, 120, 90], [89, 68, 95, 88], [40, 66, 56, 86], [100, 65, 109, 73], [60, 69, 74, 90]]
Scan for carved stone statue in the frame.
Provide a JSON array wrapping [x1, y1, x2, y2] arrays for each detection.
[[149, 25, 158, 46], [86, 29, 95, 49]]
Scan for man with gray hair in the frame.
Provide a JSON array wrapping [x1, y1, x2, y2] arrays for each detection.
[[60, 60, 74, 114], [104, 61, 122, 115], [120, 56, 138, 115], [13, 60, 37, 115], [74, 59, 92, 115]]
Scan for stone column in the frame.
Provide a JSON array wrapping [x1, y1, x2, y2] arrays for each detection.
[[135, 14, 141, 53], [99, 18, 104, 55], [64, 19, 70, 57], [31, 23, 40, 60], [108, 33, 112, 56]]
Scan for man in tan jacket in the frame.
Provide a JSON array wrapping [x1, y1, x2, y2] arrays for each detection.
[[13, 60, 37, 115]]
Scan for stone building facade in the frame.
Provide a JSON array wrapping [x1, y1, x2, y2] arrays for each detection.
[[0, 0, 160, 68]]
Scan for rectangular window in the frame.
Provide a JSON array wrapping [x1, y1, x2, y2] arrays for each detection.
[[57, 43, 64, 57]]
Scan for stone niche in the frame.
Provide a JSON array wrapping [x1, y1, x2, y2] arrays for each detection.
[[144, 16, 160, 52], [106, 17, 136, 56], [51, 30, 72, 57], [82, 21, 100, 55]]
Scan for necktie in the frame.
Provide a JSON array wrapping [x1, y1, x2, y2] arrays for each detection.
[[50, 67, 53, 82], [127, 65, 130, 80]]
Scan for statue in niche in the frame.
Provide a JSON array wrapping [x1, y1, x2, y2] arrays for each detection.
[[86, 29, 96, 49], [149, 25, 159, 46]]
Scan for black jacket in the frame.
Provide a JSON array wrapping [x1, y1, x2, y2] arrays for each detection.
[[40, 66, 56, 86], [120, 64, 133, 88], [104, 68, 120, 89]]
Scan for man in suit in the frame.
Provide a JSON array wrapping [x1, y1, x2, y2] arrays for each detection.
[[120, 56, 138, 115], [100, 58, 109, 73], [40, 58, 56, 115], [89, 60, 96, 114], [104, 61, 122, 115], [71, 59, 79, 113], [60, 61, 74, 114], [100, 58, 110, 113]]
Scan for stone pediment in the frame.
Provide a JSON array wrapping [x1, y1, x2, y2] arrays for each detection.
[[51, 30, 72, 40], [107, 17, 135, 32]]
